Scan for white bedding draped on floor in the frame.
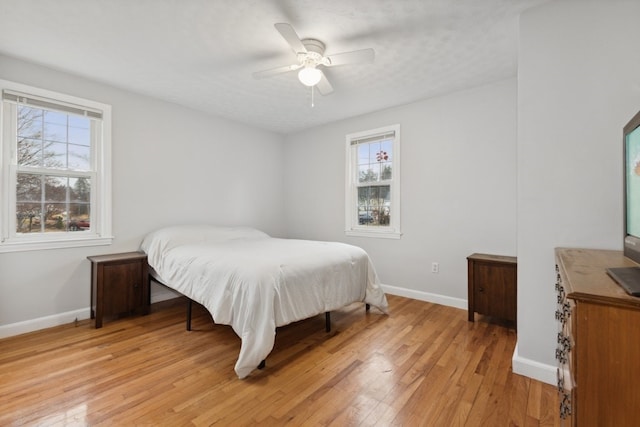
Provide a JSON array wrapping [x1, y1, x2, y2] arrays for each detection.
[[141, 225, 388, 378]]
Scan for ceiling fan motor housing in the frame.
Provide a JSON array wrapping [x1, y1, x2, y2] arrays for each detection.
[[302, 39, 325, 55], [298, 39, 330, 66]]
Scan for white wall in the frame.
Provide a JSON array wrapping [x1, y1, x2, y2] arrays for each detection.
[[7, 1, 639, 388], [0, 54, 286, 334], [515, 1, 640, 383], [284, 79, 517, 307]]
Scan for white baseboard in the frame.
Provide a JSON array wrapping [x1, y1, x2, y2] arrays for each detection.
[[0, 284, 464, 340], [0, 307, 91, 340], [381, 284, 468, 310], [0, 285, 180, 340], [511, 343, 557, 385]]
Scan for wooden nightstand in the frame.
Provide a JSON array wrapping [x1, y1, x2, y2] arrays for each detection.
[[88, 252, 149, 328], [467, 253, 517, 330]]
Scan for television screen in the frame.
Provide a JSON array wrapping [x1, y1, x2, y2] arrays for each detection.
[[626, 125, 640, 239], [609, 111, 640, 296]]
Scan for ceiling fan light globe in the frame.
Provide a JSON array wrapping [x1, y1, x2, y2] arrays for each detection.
[[298, 67, 322, 86]]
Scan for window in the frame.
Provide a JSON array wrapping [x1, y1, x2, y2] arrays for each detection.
[[0, 80, 112, 252], [345, 124, 401, 239]]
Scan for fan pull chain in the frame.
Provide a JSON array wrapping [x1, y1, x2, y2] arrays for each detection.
[[311, 85, 315, 108]]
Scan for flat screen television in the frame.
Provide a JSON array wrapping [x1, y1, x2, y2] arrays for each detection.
[[623, 109, 640, 263], [607, 109, 640, 297]]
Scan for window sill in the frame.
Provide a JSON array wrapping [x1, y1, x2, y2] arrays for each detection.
[[345, 229, 402, 239], [0, 235, 113, 253]]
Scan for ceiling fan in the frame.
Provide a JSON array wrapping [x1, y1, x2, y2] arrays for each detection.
[[252, 23, 375, 96]]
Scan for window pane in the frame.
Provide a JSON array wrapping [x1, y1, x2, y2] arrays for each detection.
[[45, 203, 68, 232], [43, 111, 68, 143], [381, 162, 392, 180], [71, 177, 91, 203], [16, 202, 43, 233], [68, 178, 91, 231], [357, 144, 370, 165], [17, 137, 43, 167], [381, 140, 393, 161], [68, 203, 90, 231], [357, 185, 391, 227], [68, 117, 91, 146], [368, 143, 379, 164], [44, 176, 68, 203], [359, 165, 378, 183], [43, 141, 67, 168], [68, 143, 90, 170], [16, 174, 43, 233], [16, 173, 42, 201], [17, 107, 43, 139]]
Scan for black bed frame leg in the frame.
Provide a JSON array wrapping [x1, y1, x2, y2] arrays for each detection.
[[187, 299, 192, 331], [366, 303, 370, 312], [325, 312, 331, 332]]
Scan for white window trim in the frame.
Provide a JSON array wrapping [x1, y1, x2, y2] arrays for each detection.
[[0, 79, 113, 252], [345, 124, 402, 239]]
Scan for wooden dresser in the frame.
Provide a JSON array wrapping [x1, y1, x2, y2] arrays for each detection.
[[555, 248, 640, 427]]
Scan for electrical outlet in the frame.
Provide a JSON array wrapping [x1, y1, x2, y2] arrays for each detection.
[[431, 262, 439, 273]]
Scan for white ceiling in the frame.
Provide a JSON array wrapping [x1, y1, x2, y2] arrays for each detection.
[[0, 0, 551, 134]]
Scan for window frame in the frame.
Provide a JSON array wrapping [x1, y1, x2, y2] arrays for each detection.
[[344, 124, 402, 239], [0, 79, 112, 252]]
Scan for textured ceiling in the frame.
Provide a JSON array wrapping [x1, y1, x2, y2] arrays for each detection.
[[0, 0, 551, 134]]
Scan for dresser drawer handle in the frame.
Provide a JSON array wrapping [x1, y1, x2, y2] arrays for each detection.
[[556, 333, 571, 350], [560, 393, 572, 419], [556, 347, 569, 364], [557, 373, 564, 392]]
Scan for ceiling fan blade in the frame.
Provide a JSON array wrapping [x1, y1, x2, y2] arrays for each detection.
[[326, 48, 375, 66], [252, 63, 302, 79], [274, 23, 307, 55], [316, 70, 334, 95]]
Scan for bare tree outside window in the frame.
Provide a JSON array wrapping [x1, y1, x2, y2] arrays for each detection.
[[15, 106, 91, 233]]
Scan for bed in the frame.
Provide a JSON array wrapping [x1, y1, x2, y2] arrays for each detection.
[[140, 225, 389, 379]]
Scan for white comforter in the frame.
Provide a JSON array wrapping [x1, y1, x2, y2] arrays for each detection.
[[140, 225, 388, 379]]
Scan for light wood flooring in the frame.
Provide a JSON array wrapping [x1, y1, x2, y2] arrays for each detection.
[[0, 295, 559, 426]]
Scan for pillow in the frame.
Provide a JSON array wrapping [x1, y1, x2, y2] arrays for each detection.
[[140, 224, 269, 258]]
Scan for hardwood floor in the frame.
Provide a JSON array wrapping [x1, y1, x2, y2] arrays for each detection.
[[0, 295, 559, 426]]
